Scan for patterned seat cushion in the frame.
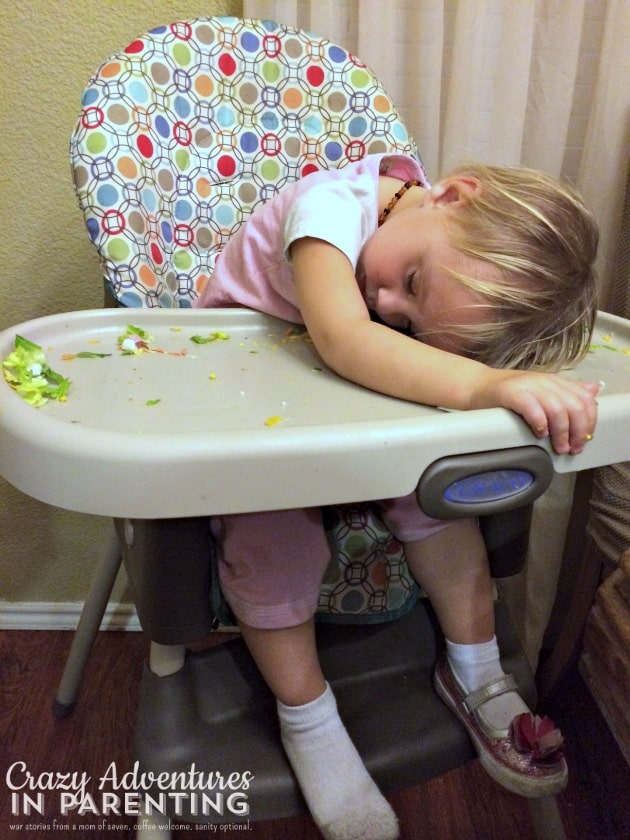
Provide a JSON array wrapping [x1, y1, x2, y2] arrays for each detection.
[[319, 505, 419, 623], [71, 16, 419, 308]]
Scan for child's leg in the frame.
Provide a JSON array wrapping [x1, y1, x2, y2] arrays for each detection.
[[402, 517, 493, 643], [238, 617, 325, 706], [402, 517, 566, 795], [215, 510, 398, 840], [402, 518, 528, 732], [240, 619, 398, 839]]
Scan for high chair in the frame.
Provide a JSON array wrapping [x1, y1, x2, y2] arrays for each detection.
[[2, 16, 630, 840]]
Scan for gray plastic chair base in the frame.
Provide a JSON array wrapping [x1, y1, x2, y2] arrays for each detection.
[[134, 598, 537, 825]]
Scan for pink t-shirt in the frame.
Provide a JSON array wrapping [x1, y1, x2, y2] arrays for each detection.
[[194, 153, 428, 322]]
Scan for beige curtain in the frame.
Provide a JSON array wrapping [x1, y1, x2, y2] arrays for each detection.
[[243, 0, 630, 664], [244, 0, 628, 304]]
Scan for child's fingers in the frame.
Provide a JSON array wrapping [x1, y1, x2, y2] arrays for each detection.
[[582, 380, 601, 396], [544, 381, 598, 455], [476, 372, 599, 455], [528, 396, 571, 454], [547, 407, 575, 454], [496, 376, 598, 455], [568, 382, 598, 453]]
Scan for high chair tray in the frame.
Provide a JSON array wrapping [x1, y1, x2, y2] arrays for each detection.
[[1, 308, 629, 518]]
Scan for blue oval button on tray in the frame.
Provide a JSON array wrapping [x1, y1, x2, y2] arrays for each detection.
[[444, 470, 534, 504]]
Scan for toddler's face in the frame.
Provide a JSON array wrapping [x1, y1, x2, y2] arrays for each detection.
[[356, 196, 495, 354]]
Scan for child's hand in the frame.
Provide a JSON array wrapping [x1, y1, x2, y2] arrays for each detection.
[[470, 370, 599, 455]]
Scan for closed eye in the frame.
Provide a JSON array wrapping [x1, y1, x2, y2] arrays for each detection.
[[406, 270, 420, 297]]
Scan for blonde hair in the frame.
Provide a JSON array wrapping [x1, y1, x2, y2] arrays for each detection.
[[431, 163, 598, 371]]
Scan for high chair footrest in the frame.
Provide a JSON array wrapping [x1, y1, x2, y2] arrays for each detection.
[[134, 599, 534, 823]]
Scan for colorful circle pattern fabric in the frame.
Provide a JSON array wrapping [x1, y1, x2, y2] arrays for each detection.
[[319, 505, 418, 623], [71, 16, 420, 308]]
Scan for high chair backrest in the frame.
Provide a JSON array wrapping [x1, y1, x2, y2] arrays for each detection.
[[70, 16, 423, 309]]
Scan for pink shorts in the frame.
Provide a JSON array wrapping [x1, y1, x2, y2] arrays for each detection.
[[212, 491, 451, 629]]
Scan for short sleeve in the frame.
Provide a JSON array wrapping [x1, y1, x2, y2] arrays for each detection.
[[283, 174, 377, 270]]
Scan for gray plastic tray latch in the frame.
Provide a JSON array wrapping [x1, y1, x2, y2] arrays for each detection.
[[417, 445, 554, 519]]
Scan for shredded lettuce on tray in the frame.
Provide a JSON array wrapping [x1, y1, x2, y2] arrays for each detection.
[[2, 335, 71, 407], [117, 324, 154, 354], [190, 331, 230, 344]]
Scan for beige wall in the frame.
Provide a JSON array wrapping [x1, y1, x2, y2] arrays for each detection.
[[0, 0, 241, 607]]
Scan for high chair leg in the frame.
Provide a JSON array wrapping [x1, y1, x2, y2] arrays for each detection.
[[53, 534, 123, 717], [527, 795, 567, 840]]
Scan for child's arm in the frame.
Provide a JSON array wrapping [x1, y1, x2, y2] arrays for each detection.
[[290, 237, 598, 455]]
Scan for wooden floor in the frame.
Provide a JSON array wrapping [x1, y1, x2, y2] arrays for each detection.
[[1, 629, 628, 840]]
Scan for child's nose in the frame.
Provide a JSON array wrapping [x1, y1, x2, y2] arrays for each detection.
[[377, 287, 402, 316], [376, 288, 409, 328]]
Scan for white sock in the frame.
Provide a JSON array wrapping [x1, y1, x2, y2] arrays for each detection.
[[446, 636, 528, 732], [277, 683, 399, 840]]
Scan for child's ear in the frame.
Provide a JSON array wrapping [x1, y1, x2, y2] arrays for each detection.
[[429, 176, 482, 206]]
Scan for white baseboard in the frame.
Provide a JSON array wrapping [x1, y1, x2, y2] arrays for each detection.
[[0, 601, 141, 631]]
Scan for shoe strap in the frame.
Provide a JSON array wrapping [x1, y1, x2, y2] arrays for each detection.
[[463, 674, 519, 714]]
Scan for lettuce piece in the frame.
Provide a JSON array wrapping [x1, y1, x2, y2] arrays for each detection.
[[190, 331, 230, 344], [118, 324, 152, 342], [117, 324, 153, 354], [2, 335, 71, 407]]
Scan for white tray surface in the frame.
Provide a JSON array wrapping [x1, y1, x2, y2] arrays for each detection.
[[1, 309, 628, 517]]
